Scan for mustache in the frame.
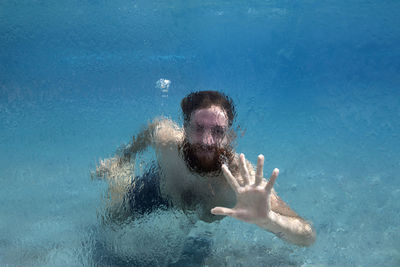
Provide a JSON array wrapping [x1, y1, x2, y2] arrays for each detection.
[[188, 143, 221, 153], [179, 139, 234, 176]]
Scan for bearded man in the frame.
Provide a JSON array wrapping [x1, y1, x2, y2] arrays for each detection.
[[94, 90, 316, 247]]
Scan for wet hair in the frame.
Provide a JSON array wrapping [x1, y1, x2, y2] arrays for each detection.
[[181, 91, 235, 128]]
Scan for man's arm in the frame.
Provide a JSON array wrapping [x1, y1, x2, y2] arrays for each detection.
[[92, 117, 182, 178], [91, 121, 158, 185], [91, 118, 182, 223], [91, 121, 160, 222], [211, 154, 316, 247], [93, 121, 157, 175], [256, 197, 316, 247]]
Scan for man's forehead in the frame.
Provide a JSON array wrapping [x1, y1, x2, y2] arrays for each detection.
[[191, 106, 228, 126]]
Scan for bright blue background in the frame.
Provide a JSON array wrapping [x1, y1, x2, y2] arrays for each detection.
[[1, 0, 399, 265]]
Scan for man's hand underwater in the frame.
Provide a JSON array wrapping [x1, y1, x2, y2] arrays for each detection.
[[211, 153, 278, 226]]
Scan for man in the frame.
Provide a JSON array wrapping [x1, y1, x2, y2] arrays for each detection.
[[94, 91, 316, 247]]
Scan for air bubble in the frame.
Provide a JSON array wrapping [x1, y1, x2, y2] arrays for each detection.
[[156, 79, 171, 92], [156, 79, 171, 107]]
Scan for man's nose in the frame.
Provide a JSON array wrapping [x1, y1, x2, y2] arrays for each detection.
[[202, 131, 215, 145]]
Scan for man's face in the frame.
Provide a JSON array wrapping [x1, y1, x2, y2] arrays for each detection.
[[181, 105, 233, 175], [188, 105, 229, 148]]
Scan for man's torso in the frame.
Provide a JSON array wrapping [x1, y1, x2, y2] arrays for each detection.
[[153, 119, 237, 222]]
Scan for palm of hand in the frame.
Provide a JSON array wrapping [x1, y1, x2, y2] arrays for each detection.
[[211, 154, 279, 225], [231, 183, 271, 223]]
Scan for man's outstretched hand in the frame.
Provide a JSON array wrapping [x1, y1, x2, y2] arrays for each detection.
[[211, 153, 278, 226]]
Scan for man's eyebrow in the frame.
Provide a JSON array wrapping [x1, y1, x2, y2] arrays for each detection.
[[195, 122, 226, 128]]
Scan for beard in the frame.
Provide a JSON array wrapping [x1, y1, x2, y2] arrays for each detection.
[[179, 138, 234, 177]]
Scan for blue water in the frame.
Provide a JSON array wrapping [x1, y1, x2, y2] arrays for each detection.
[[1, 0, 399, 266]]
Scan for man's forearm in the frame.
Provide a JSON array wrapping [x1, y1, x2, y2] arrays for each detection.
[[256, 211, 316, 247], [92, 121, 158, 181], [117, 121, 158, 164]]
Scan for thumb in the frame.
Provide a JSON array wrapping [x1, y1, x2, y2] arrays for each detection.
[[211, 207, 235, 216]]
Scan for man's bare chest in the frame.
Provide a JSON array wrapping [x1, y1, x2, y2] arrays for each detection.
[[156, 148, 236, 219]]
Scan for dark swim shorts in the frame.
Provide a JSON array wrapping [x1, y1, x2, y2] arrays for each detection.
[[125, 165, 171, 216]]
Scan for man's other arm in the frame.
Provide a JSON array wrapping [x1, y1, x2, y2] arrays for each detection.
[[91, 120, 160, 222], [91, 118, 181, 222]]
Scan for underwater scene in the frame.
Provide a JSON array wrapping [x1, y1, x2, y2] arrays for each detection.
[[1, 0, 399, 266]]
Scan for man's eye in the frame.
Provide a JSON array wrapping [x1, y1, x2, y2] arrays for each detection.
[[196, 126, 204, 133], [212, 127, 225, 136]]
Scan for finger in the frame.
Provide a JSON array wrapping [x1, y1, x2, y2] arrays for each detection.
[[239, 153, 250, 185], [222, 164, 241, 193], [254, 154, 264, 186], [265, 168, 279, 193], [211, 207, 235, 216]]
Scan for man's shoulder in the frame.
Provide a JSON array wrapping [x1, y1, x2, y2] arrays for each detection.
[[152, 117, 183, 147]]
